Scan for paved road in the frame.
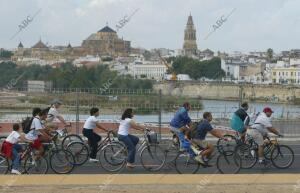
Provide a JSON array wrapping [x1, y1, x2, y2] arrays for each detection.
[[69, 142, 300, 174]]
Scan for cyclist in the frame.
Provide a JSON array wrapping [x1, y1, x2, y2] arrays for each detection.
[[46, 99, 69, 131], [25, 108, 52, 157], [117, 108, 145, 169], [1, 123, 32, 174], [170, 102, 192, 150], [82, 107, 110, 162], [191, 112, 224, 164], [247, 107, 282, 164], [230, 102, 250, 141]]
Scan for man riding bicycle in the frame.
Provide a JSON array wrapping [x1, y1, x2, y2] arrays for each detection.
[[230, 102, 250, 141], [190, 112, 224, 164], [170, 102, 192, 150], [247, 107, 282, 164]]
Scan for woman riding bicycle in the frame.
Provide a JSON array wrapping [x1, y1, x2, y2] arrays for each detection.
[[117, 108, 146, 169]]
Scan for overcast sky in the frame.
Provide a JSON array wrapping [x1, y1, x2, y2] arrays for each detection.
[[0, 0, 299, 53]]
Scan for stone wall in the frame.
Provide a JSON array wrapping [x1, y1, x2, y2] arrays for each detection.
[[154, 82, 300, 103]]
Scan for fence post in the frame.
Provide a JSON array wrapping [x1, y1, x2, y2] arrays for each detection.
[[158, 89, 162, 140], [76, 88, 80, 135]]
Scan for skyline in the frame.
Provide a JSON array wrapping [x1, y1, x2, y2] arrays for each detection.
[[1, 0, 300, 53]]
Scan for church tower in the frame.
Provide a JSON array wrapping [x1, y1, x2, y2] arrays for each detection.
[[183, 14, 198, 57]]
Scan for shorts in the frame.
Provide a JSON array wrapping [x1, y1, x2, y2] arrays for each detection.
[[192, 139, 210, 149], [246, 128, 264, 146], [31, 138, 42, 149]]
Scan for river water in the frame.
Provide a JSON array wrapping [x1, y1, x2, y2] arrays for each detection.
[[0, 99, 299, 123]]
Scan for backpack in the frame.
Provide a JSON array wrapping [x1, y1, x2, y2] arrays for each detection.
[[190, 121, 200, 139], [22, 117, 34, 134]]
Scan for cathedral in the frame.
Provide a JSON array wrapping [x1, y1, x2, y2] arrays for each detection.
[[13, 25, 131, 63], [82, 25, 131, 56]]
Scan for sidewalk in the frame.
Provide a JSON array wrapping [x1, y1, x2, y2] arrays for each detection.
[[0, 174, 300, 193]]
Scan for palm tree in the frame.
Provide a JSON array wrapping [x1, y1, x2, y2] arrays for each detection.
[[267, 48, 273, 62]]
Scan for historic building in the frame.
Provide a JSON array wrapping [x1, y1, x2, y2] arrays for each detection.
[[183, 15, 198, 57], [82, 25, 131, 57], [13, 25, 132, 65]]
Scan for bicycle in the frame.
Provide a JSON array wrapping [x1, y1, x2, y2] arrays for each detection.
[[235, 134, 294, 169], [0, 141, 48, 174], [99, 128, 166, 172], [37, 131, 75, 174], [66, 130, 121, 166], [57, 124, 84, 150], [174, 142, 241, 174]]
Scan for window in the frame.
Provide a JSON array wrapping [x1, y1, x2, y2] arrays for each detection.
[[273, 72, 276, 76]]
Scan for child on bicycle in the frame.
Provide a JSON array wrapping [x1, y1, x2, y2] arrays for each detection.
[[1, 123, 33, 174], [82, 107, 110, 162], [25, 108, 52, 158]]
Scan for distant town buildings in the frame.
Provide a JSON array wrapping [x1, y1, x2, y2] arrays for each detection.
[[3, 16, 300, 85]]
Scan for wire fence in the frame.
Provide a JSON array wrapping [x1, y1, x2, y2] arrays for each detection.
[[1, 87, 300, 136]]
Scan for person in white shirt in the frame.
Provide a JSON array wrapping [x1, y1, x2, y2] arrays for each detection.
[[46, 99, 69, 130], [247, 107, 281, 164], [82, 107, 109, 162], [118, 108, 145, 168], [25, 108, 52, 157], [2, 124, 32, 175]]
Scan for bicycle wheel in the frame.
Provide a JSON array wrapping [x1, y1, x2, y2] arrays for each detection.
[[66, 141, 89, 166], [271, 145, 294, 169], [50, 149, 75, 174], [0, 154, 9, 174], [99, 143, 127, 172], [61, 134, 84, 150], [140, 144, 166, 172], [24, 154, 48, 174], [159, 139, 179, 164], [235, 144, 257, 169], [217, 134, 237, 154], [216, 151, 241, 174], [174, 152, 200, 174]]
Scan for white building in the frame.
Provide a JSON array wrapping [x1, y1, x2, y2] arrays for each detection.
[[221, 58, 248, 80], [17, 57, 66, 66], [73, 55, 101, 67], [27, 80, 52, 92], [271, 67, 300, 84], [128, 60, 167, 81]]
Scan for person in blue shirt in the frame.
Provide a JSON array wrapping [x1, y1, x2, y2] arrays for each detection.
[[170, 102, 192, 150], [191, 112, 224, 163]]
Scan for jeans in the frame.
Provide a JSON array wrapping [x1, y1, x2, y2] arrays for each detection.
[[170, 126, 185, 149], [82, 129, 101, 159], [12, 144, 22, 170], [118, 134, 139, 164]]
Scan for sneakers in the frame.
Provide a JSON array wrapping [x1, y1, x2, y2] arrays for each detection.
[[194, 155, 205, 165], [11, 169, 21, 175], [258, 159, 269, 165], [89, 158, 99, 162]]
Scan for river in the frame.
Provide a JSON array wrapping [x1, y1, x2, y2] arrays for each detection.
[[1, 99, 299, 123]]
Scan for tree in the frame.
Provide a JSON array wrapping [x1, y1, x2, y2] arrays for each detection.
[[267, 48, 273, 62], [170, 56, 225, 80]]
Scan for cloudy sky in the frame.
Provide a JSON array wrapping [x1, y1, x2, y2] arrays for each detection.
[[0, 0, 299, 53]]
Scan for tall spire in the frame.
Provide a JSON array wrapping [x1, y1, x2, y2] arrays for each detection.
[[183, 14, 198, 57]]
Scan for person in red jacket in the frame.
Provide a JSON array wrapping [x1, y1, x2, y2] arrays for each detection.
[[1, 124, 32, 174]]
